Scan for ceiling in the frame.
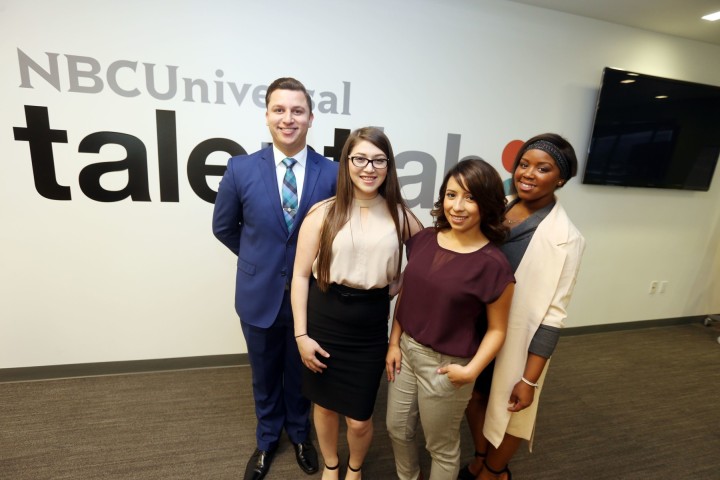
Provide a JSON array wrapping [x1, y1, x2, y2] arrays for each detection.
[[505, 0, 720, 46]]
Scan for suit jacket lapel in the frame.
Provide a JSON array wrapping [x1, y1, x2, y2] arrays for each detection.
[[260, 147, 289, 234], [296, 151, 321, 224]]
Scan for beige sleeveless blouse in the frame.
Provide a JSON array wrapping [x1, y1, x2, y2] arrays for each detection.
[[312, 195, 400, 289]]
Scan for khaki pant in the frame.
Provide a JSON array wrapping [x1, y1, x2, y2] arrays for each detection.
[[386, 333, 474, 480]]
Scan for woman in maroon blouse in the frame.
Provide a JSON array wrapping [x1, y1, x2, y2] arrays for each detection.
[[385, 159, 515, 480]]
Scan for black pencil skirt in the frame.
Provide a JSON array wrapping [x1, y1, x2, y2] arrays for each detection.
[[302, 280, 390, 421]]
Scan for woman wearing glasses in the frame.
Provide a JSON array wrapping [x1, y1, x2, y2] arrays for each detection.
[[292, 127, 422, 480]]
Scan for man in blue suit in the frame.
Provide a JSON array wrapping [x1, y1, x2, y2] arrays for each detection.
[[213, 77, 338, 480]]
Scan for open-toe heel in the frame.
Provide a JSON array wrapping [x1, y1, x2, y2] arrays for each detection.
[[483, 460, 512, 480], [458, 451, 486, 480], [322, 461, 339, 480], [347, 460, 362, 479]]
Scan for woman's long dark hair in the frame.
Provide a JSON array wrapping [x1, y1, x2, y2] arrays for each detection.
[[315, 127, 418, 291], [431, 158, 508, 244]]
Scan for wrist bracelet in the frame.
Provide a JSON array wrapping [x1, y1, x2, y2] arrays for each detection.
[[521, 376, 539, 388], [295, 333, 308, 339]]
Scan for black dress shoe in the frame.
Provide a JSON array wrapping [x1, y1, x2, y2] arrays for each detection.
[[243, 448, 276, 480], [293, 439, 319, 474]]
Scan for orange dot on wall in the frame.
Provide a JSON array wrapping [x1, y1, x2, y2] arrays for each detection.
[[501, 140, 525, 173]]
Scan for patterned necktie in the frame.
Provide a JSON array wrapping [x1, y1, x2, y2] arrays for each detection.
[[281, 157, 298, 230]]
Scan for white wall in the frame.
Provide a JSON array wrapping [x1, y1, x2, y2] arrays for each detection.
[[1, 0, 719, 368]]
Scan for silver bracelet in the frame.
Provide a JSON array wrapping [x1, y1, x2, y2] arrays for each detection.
[[521, 376, 539, 388]]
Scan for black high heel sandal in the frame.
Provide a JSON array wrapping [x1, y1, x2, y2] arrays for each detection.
[[348, 460, 362, 478], [458, 451, 486, 480], [483, 460, 512, 480], [325, 462, 339, 471]]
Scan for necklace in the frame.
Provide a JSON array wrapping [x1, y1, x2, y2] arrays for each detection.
[[505, 215, 529, 225]]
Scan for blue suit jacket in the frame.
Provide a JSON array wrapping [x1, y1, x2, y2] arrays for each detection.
[[213, 146, 338, 328]]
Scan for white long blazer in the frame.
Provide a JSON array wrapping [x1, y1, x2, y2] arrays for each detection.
[[483, 198, 586, 449]]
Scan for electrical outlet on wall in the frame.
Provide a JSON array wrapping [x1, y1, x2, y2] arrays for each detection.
[[649, 281, 658, 294]]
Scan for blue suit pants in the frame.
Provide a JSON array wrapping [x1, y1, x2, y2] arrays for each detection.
[[240, 292, 310, 451]]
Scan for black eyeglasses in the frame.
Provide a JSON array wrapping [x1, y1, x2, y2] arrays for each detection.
[[349, 156, 389, 169]]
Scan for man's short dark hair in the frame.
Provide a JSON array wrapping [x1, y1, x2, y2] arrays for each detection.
[[265, 77, 313, 112]]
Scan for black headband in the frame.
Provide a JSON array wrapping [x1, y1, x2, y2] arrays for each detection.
[[524, 140, 570, 180]]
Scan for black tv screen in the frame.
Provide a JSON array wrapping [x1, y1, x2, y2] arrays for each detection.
[[583, 67, 720, 191]]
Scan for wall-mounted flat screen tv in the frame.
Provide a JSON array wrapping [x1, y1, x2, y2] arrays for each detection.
[[583, 67, 720, 191]]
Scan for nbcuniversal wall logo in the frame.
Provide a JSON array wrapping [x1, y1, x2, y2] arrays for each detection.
[[11, 49, 518, 206]]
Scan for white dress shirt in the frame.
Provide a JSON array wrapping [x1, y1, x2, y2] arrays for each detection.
[[273, 145, 307, 208]]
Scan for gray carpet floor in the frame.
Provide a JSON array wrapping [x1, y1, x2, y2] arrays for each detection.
[[1, 323, 719, 479]]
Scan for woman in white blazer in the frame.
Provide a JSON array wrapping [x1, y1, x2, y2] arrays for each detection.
[[459, 133, 586, 480]]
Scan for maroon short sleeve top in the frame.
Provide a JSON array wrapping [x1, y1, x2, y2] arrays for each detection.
[[397, 228, 515, 358]]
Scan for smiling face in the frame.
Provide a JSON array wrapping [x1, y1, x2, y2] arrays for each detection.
[[265, 89, 313, 157], [347, 140, 388, 200], [514, 148, 563, 208], [443, 175, 481, 234]]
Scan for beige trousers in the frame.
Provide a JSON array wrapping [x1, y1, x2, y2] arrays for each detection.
[[386, 333, 474, 480]]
